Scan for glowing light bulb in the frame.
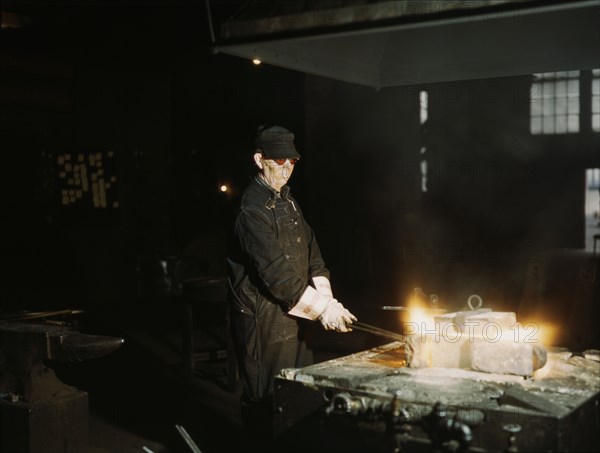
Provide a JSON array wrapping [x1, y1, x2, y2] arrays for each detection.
[[252, 58, 261, 65], [220, 185, 228, 193]]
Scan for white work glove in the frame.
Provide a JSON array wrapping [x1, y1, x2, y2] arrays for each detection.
[[312, 276, 333, 297], [288, 286, 330, 320], [288, 280, 357, 333], [311, 276, 357, 331], [319, 299, 357, 332]]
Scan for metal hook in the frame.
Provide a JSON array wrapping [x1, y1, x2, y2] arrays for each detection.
[[467, 294, 483, 311]]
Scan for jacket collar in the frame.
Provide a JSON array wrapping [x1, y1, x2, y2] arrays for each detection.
[[254, 175, 290, 199], [253, 175, 291, 209]]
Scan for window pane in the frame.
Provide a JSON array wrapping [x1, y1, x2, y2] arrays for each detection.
[[593, 95, 600, 114], [568, 98, 579, 114], [567, 115, 579, 133], [556, 71, 568, 78], [543, 99, 554, 116], [555, 97, 567, 115], [531, 98, 542, 116], [555, 80, 567, 97], [543, 82, 554, 97], [531, 82, 542, 102], [593, 79, 600, 95], [555, 115, 567, 133], [420, 90, 428, 125], [531, 117, 542, 134], [592, 69, 600, 77], [567, 70, 579, 77], [543, 116, 555, 134], [567, 79, 579, 95], [593, 114, 600, 132]]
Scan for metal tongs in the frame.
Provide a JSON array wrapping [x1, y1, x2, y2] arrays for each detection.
[[380, 287, 446, 313], [351, 321, 406, 343]]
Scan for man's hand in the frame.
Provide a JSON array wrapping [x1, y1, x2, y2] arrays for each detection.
[[319, 299, 357, 332], [288, 284, 357, 331]]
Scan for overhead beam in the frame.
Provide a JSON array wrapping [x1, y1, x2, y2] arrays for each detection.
[[215, 0, 600, 88]]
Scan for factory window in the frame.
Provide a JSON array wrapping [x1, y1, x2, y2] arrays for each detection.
[[420, 90, 428, 125], [419, 90, 428, 193], [530, 71, 580, 134], [593, 69, 600, 132], [585, 168, 600, 252]]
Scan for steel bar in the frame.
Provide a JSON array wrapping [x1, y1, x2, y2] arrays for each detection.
[[352, 321, 406, 343], [175, 425, 202, 453], [0, 309, 85, 321], [380, 306, 447, 313]]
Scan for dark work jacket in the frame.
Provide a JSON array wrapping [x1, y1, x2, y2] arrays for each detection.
[[228, 176, 329, 313], [227, 176, 329, 402]]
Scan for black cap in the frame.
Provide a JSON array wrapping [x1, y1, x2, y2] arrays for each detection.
[[254, 125, 301, 159]]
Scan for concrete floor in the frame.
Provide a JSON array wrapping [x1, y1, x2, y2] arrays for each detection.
[[85, 370, 243, 453], [85, 372, 244, 453]]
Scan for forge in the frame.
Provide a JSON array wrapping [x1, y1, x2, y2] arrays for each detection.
[[273, 308, 600, 452]]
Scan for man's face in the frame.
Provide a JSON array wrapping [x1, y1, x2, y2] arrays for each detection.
[[254, 153, 297, 191]]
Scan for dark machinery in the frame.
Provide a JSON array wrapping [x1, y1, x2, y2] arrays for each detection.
[[273, 341, 600, 453]]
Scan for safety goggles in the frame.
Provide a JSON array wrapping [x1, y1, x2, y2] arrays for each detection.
[[268, 158, 299, 166]]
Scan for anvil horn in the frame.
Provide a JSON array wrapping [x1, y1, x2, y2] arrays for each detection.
[[51, 333, 125, 362], [0, 321, 125, 402]]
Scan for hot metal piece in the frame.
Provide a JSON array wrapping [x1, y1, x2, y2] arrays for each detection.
[[406, 308, 548, 377]]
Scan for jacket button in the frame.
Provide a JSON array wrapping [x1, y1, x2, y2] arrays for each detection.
[[285, 255, 290, 259], [297, 237, 301, 243]]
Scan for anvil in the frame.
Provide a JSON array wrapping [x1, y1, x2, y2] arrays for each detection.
[[0, 321, 124, 453], [0, 321, 124, 402]]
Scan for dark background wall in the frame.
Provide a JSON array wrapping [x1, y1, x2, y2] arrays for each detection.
[[302, 73, 599, 344], [1, 2, 305, 317], [1, 2, 598, 347]]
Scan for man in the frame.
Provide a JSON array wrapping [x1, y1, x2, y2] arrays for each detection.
[[227, 124, 357, 437]]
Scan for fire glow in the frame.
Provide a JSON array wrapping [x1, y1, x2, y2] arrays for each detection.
[[401, 294, 556, 347], [399, 293, 437, 335]]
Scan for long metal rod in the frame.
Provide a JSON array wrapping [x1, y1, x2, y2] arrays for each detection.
[[204, 0, 216, 47], [380, 306, 446, 313], [354, 321, 400, 337], [175, 425, 202, 453], [0, 309, 85, 321], [352, 321, 406, 343]]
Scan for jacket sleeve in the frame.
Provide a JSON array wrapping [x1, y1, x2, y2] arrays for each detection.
[[234, 207, 308, 307]]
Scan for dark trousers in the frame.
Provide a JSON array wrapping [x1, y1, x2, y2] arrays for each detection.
[[230, 299, 314, 403]]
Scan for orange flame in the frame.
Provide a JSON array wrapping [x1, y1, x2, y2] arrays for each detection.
[[510, 321, 558, 346], [400, 293, 438, 336], [400, 291, 559, 346]]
